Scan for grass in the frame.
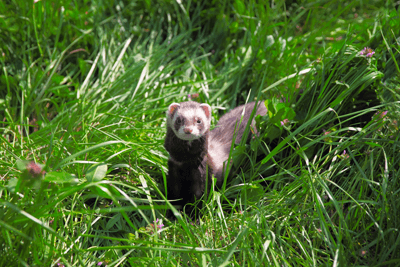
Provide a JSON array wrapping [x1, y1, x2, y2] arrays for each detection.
[[1, 0, 400, 266]]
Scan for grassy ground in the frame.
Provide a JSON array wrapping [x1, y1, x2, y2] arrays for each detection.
[[1, 0, 400, 266]]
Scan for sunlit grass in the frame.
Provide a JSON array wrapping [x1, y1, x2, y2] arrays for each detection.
[[1, 0, 400, 266]]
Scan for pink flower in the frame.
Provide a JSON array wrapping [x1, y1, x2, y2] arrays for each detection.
[[372, 110, 388, 122], [280, 119, 289, 127], [360, 47, 375, 58], [360, 250, 368, 257], [188, 93, 199, 100], [26, 161, 45, 179], [153, 218, 164, 230], [323, 129, 332, 142], [366, 51, 375, 57]]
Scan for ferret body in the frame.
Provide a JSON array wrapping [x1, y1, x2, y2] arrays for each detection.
[[209, 101, 267, 179], [164, 101, 215, 210], [164, 101, 267, 211]]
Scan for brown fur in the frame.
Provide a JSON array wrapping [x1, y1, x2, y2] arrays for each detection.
[[164, 101, 267, 213]]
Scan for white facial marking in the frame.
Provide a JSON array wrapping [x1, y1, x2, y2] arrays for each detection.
[[171, 105, 210, 141]]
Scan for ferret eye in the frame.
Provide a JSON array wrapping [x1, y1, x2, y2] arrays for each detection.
[[176, 118, 182, 124], [197, 119, 202, 124]]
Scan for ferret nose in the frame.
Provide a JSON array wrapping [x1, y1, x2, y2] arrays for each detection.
[[184, 128, 193, 134]]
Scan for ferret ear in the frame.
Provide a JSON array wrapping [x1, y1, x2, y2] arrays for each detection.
[[200, 103, 211, 120], [167, 103, 180, 118]]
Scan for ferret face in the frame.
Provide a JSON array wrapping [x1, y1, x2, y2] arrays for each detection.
[[167, 102, 211, 141]]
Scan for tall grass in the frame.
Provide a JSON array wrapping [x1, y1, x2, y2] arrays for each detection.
[[1, 0, 400, 266]]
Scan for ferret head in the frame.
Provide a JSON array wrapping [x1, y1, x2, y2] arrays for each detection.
[[167, 101, 211, 141]]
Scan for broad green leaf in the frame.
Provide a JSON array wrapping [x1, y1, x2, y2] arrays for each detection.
[[44, 171, 78, 184], [86, 163, 108, 182], [365, 141, 382, 148]]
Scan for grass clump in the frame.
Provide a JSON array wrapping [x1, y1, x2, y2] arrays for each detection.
[[1, 0, 400, 266]]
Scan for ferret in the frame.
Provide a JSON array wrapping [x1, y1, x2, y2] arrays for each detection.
[[164, 101, 214, 212], [164, 101, 267, 212]]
